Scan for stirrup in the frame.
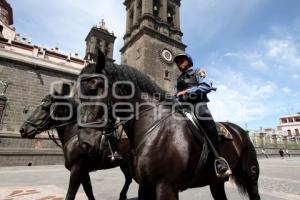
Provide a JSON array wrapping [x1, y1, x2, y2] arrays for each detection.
[[108, 152, 123, 161], [214, 157, 232, 178], [107, 140, 116, 161]]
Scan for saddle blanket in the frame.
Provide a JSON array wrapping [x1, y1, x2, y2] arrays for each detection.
[[216, 122, 233, 140]]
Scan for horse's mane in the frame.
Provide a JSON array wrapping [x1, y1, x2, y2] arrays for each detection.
[[80, 62, 97, 75], [42, 94, 52, 102], [80, 62, 167, 101]]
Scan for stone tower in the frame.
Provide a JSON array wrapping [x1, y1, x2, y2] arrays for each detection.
[[0, 0, 15, 41], [120, 0, 186, 92], [85, 19, 116, 63]]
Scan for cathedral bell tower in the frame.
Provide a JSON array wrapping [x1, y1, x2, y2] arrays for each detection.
[[0, 0, 15, 41], [120, 0, 186, 92], [85, 19, 116, 63]]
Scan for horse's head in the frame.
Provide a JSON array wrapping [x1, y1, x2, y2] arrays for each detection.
[[78, 50, 110, 129], [79, 49, 167, 130], [20, 82, 75, 138]]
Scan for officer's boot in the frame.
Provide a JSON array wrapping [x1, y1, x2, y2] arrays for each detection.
[[206, 122, 232, 177], [196, 104, 231, 178]]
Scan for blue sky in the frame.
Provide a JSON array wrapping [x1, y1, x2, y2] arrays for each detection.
[[8, 0, 300, 131]]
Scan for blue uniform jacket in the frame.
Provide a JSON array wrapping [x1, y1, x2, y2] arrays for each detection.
[[176, 67, 216, 95]]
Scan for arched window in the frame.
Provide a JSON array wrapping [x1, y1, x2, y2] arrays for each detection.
[[105, 43, 110, 57], [167, 5, 175, 26], [137, 0, 142, 20], [153, 0, 160, 17], [164, 70, 170, 81], [0, 25, 3, 37], [129, 9, 134, 28]]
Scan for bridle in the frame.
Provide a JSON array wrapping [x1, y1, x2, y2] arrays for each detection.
[[79, 73, 114, 130], [24, 99, 77, 148], [47, 120, 77, 149], [24, 103, 54, 136]]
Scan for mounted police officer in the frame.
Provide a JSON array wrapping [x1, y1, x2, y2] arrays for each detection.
[[174, 53, 231, 177]]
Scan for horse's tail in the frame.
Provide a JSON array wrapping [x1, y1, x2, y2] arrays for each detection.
[[226, 123, 260, 199]]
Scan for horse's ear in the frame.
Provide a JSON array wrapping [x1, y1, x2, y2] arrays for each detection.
[[96, 49, 106, 73], [52, 81, 73, 97], [61, 82, 73, 96]]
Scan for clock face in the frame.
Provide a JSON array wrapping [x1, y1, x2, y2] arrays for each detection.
[[161, 49, 173, 63]]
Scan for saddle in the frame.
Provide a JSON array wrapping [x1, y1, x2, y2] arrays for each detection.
[[179, 109, 232, 188], [78, 127, 126, 158], [182, 109, 232, 141], [216, 123, 233, 140]]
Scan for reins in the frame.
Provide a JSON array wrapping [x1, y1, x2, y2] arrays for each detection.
[[47, 120, 78, 149], [135, 109, 175, 151], [47, 129, 63, 149]]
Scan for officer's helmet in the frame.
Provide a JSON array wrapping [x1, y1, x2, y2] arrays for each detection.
[[174, 53, 193, 68]]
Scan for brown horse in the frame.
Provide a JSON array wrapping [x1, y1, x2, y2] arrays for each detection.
[[19, 90, 132, 200], [78, 50, 260, 200]]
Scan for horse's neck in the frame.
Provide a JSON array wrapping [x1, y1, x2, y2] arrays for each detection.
[[56, 121, 78, 146], [123, 98, 171, 147]]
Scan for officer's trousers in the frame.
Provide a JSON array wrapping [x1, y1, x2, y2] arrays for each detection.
[[193, 103, 220, 152]]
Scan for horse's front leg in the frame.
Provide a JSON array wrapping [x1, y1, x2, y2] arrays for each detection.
[[210, 181, 227, 200], [82, 173, 96, 200], [65, 163, 82, 200], [119, 161, 133, 200], [155, 183, 178, 200]]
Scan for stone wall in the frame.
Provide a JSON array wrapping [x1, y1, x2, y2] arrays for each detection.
[[2, 136, 300, 167], [0, 57, 76, 133], [0, 132, 64, 166], [0, 50, 77, 166]]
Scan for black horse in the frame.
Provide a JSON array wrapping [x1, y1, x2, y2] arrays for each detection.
[[78, 50, 260, 200], [19, 89, 133, 200]]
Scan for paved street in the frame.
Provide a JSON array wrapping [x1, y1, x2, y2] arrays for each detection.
[[0, 158, 299, 200]]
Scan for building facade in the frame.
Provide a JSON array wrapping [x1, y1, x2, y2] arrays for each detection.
[[120, 0, 186, 92], [277, 113, 300, 142], [0, 0, 85, 133], [0, 0, 116, 166]]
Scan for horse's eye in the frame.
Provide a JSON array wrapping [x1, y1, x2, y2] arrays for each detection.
[[41, 102, 50, 109], [90, 79, 97, 85]]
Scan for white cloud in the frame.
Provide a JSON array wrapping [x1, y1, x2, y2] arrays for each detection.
[[225, 52, 238, 57], [264, 39, 300, 69], [220, 35, 300, 74], [208, 69, 278, 123], [265, 39, 290, 57], [282, 87, 292, 93], [250, 60, 268, 71], [292, 74, 299, 79]]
